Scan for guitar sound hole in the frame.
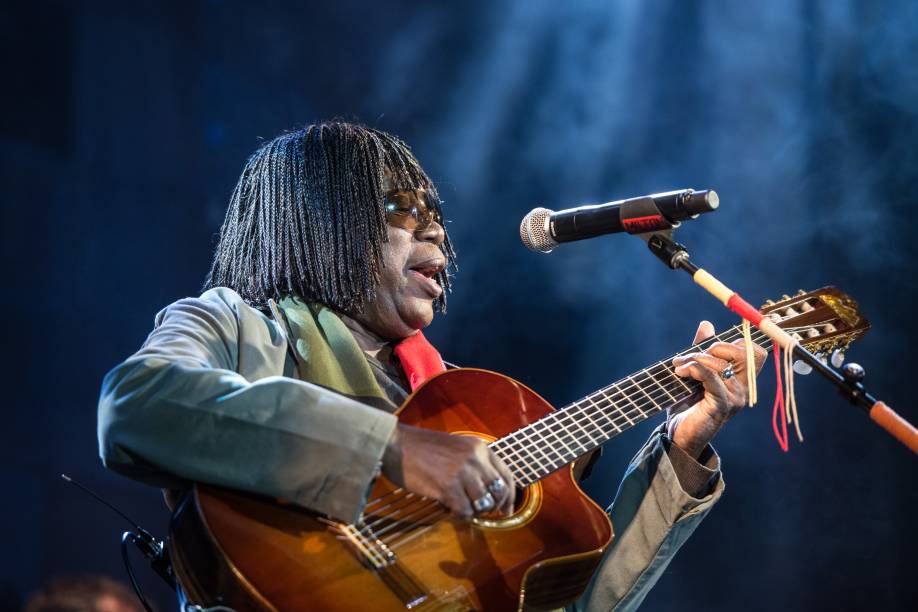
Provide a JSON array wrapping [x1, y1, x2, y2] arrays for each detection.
[[479, 486, 528, 519]]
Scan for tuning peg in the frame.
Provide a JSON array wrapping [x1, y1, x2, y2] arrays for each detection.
[[781, 294, 791, 300], [793, 360, 813, 375], [796, 289, 806, 296], [830, 349, 845, 368], [763, 299, 775, 307], [842, 362, 865, 383], [816, 352, 828, 366]]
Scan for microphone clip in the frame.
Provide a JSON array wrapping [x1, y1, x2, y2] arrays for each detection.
[[618, 196, 679, 234], [644, 231, 691, 270]]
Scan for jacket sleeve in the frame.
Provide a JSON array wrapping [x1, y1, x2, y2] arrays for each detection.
[[97, 288, 398, 524], [576, 424, 724, 612]]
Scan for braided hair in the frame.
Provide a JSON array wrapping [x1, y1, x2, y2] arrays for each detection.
[[204, 121, 456, 313]]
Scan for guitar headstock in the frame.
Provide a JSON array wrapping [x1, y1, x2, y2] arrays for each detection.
[[760, 287, 870, 355]]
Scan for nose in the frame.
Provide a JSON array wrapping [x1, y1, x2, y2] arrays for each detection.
[[415, 220, 445, 246]]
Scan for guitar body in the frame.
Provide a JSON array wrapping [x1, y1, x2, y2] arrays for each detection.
[[169, 369, 614, 611]]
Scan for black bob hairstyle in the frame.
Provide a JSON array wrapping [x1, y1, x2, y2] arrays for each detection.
[[204, 121, 456, 313]]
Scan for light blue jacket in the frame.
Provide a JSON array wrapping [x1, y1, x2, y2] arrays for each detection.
[[98, 287, 723, 611]]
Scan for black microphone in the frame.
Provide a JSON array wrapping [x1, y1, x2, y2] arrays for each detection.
[[520, 188, 719, 253]]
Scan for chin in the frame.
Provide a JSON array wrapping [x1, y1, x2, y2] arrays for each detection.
[[402, 302, 435, 331]]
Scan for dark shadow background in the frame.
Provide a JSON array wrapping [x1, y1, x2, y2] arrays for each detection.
[[2, 1, 916, 610]]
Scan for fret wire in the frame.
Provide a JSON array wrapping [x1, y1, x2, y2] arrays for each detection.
[[539, 409, 593, 455], [577, 393, 634, 447], [572, 408, 602, 445], [553, 400, 616, 461], [530, 417, 581, 464], [492, 324, 781, 481], [578, 395, 614, 434], [496, 428, 554, 477], [531, 416, 583, 459], [645, 366, 678, 402], [495, 324, 816, 489], [590, 325, 773, 425], [545, 376, 678, 462], [622, 374, 663, 413], [491, 440, 541, 482], [508, 371, 694, 479], [554, 404, 600, 448], [513, 421, 569, 470], [511, 362, 690, 468], [581, 393, 623, 433], [536, 361, 690, 451], [492, 436, 546, 481], [611, 379, 649, 419], [548, 391, 635, 449], [555, 397, 623, 460], [595, 388, 634, 426]]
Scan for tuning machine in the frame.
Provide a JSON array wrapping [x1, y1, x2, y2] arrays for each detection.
[[830, 349, 845, 368], [793, 359, 813, 375], [794, 351, 827, 375], [841, 362, 865, 383]]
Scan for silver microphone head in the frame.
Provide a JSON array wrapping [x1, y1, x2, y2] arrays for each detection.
[[520, 207, 558, 253]]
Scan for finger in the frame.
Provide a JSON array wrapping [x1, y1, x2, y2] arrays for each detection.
[[673, 358, 729, 397], [461, 471, 493, 517], [677, 352, 732, 376], [673, 350, 731, 371], [706, 341, 747, 366], [489, 454, 516, 515], [754, 344, 767, 371], [447, 485, 474, 520], [728, 338, 769, 372], [478, 454, 513, 516], [693, 320, 716, 345]]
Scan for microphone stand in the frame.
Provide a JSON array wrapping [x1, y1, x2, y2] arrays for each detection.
[[640, 230, 918, 455]]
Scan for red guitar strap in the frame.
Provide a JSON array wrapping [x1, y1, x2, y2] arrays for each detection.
[[394, 331, 446, 391]]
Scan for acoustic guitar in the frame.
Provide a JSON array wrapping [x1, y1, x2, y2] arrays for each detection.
[[169, 288, 868, 611]]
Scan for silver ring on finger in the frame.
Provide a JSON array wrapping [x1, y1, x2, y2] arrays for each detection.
[[488, 478, 506, 495], [472, 492, 496, 513], [720, 362, 736, 380]]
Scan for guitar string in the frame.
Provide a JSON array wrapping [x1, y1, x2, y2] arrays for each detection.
[[380, 330, 780, 549], [363, 321, 828, 546], [343, 315, 835, 566], [381, 328, 829, 552], [362, 357, 695, 533], [362, 326, 764, 538], [362, 322, 807, 536], [362, 321, 819, 516], [497, 325, 771, 460], [363, 319, 826, 537], [380, 321, 839, 554], [489, 322, 821, 480]]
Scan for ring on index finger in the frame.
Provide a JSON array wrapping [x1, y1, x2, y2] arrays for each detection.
[[720, 362, 736, 380]]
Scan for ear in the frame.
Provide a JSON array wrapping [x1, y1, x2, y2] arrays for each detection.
[[693, 320, 716, 344]]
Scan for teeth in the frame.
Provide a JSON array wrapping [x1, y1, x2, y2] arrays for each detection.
[[413, 267, 440, 278]]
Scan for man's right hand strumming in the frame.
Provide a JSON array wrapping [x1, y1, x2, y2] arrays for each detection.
[[382, 423, 516, 519]]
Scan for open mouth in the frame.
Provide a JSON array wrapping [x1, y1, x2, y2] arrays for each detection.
[[408, 258, 446, 279], [408, 258, 446, 296]]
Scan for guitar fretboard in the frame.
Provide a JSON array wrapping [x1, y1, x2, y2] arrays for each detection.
[[489, 325, 773, 487]]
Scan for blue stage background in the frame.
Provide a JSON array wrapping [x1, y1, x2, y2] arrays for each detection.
[[2, 1, 916, 610]]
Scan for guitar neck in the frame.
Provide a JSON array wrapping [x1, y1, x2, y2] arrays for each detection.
[[490, 325, 774, 487]]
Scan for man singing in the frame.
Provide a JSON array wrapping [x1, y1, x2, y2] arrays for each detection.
[[98, 121, 763, 610]]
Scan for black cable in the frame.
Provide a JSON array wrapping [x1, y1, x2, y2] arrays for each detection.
[[121, 531, 156, 612]]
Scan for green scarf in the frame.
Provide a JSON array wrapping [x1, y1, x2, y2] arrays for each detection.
[[276, 296, 388, 402]]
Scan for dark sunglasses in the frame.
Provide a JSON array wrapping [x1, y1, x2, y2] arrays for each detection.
[[384, 189, 442, 232]]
